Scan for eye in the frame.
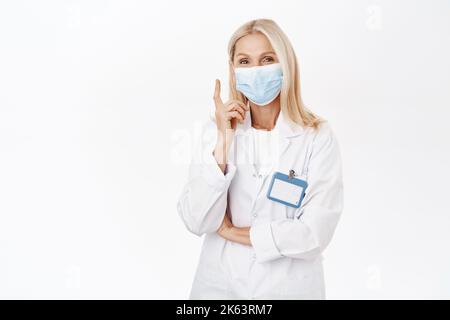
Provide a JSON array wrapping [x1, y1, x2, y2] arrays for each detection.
[[239, 59, 248, 65], [262, 56, 274, 63]]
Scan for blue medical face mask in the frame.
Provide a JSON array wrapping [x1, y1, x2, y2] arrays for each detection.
[[234, 62, 283, 106]]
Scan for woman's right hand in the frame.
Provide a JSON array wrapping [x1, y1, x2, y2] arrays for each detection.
[[213, 79, 249, 132]]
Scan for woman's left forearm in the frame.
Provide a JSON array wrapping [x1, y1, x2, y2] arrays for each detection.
[[227, 226, 252, 246], [217, 208, 252, 246]]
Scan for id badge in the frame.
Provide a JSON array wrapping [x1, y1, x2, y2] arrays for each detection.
[[267, 171, 308, 208]]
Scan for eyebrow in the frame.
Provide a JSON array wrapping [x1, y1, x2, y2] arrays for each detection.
[[235, 51, 276, 57]]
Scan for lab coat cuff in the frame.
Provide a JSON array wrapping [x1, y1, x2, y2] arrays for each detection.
[[250, 222, 282, 263], [200, 151, 237, 191]]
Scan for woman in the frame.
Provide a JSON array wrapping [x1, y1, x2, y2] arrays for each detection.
[[177, 19, 344, 299]]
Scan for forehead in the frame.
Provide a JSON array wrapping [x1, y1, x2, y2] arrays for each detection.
[[234, 32, 274, 56]]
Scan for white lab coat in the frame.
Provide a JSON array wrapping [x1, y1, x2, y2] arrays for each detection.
[[177, 107, 344, 299]]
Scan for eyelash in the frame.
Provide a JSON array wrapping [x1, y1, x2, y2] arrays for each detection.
[[239, 56, 274, 64]]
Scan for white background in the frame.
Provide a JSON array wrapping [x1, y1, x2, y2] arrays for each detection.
[[0, 0, 449, 299]]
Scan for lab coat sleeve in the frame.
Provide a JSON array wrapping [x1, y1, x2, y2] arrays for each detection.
[[177, 118, 237, 236], [249, 122, 344, 263]]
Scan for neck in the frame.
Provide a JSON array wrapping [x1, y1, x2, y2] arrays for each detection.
[[249, 95, 281, 130]]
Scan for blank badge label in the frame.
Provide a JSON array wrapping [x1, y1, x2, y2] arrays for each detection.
[[269, 178, 304, 205]]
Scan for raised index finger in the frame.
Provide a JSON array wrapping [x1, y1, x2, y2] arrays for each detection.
[[213, 79, 223, 107]]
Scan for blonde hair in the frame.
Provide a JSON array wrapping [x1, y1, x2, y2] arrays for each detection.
[[227, 19, 323, 130]]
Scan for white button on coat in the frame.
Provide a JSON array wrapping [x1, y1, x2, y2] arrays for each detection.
[[177, 107, 344, 299]]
